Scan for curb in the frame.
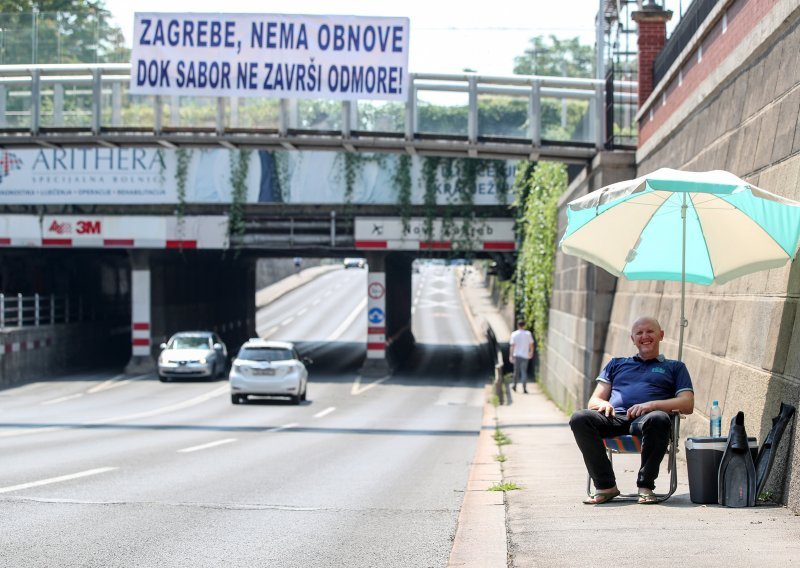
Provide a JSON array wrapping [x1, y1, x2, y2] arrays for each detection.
[[447, 386, 507, 568]]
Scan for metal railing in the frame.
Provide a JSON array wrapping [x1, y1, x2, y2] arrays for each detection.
[[0, 293, 78, 329], [0, 64, 638, 161], [0, 292, 127, 330]]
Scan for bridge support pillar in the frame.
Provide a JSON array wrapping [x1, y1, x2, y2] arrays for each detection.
[[124, 250, 156, 375], [360, 252, 390, 377], [358, 251, 415, 377]]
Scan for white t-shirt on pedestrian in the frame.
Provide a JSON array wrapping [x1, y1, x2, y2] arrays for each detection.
[[510, 329, 534, 359]]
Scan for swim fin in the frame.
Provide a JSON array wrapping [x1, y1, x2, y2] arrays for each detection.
[[718, 411, 756, 507], [755, 402, 796, 497]]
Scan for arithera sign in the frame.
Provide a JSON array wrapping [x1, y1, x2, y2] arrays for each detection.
[[130, 13, 410, 101]]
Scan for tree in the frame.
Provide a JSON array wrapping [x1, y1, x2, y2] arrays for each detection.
[[0, 1, 128, 64], [513, 35, 594, 78]]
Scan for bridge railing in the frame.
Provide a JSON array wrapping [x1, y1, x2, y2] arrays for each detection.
[[0, 64, 637, 160], [0, 292, 127, 330]]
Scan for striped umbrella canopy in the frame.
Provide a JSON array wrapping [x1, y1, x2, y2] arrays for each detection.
[[560, 168, 800, 360]]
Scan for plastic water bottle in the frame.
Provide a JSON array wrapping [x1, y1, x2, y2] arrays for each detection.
[[710, 400, 722, 437]]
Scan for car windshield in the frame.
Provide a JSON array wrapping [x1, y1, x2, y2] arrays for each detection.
[[238, 347, 294, 362], [169, 336, 211, 349]]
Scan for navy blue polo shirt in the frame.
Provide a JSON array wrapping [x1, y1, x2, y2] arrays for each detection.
[[597, 354, 693, 413]]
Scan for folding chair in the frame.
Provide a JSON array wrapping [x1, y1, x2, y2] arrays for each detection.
[[586, 412, 683, 503]]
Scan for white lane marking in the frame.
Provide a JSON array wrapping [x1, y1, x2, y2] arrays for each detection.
[[327, 297, 367, 341], [0, 467, 117, 494], [95, 385, 230, 424], [313, 407, 336, 419], [297, 307, 308, 316], [0, 386, 230, 439], [281, 316, 295, 326], [178, 438, 237, 453], [351, 375, 390, 396], [40, 393, 84, 406], [312, 298, 321, 306], [87, 373, 150, 394], [266, 422, 297, 433]]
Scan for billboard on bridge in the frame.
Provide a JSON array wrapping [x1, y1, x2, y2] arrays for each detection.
[[130, 13, 409, 101], [0, 148, 516, 206]]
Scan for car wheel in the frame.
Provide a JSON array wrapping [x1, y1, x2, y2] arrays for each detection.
[[158, 375, 169, 383], [300, 386, 307, 401], [231, 394, 242, 404], [291, 394, 301, 405]]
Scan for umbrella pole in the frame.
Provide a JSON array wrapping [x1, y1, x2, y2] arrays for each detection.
[[679, 194, 687, 362]]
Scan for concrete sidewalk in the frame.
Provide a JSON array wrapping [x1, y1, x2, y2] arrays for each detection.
[[452, 267, 800, 567]]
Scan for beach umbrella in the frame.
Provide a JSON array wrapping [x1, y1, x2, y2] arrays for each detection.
[[559, 168, 800, 360]]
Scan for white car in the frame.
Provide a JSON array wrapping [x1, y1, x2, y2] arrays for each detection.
[[343, 257, 366, 269], [229, 339, 309, 405], [158, 331, 227, 382]]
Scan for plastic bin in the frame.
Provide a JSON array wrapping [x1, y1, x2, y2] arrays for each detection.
[[685, 436, 758, 504]]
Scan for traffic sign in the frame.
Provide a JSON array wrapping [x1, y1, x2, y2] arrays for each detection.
[[368, 281, 386, 299], [368, 307, 385, 324]]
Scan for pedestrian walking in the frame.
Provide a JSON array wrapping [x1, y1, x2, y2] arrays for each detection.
[[509, 320, 534, 393]]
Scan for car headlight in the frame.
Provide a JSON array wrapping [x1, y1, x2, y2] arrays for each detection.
[[199, 357, 207, 365]]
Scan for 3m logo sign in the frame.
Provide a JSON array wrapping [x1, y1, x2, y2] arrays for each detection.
[[76, 220, 101, 234], [48, 220, 102, 235]]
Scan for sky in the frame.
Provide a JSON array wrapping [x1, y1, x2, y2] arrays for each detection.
[[102, 0, 604, 76]]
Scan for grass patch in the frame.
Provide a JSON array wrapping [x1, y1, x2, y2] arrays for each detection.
[[494, 454, 507, 463], [487, 482, 521, 492], [493, 428, 512, 446], [489, 394, 500, 408]]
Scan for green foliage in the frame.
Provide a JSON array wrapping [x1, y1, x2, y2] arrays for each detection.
[[228, 150, 251, 246], [421, 156, 441, 241], [392, 154, 413, 233], [493, 428, 512, 446], [338, 152, 387, 204], [487, 482, 521, 492], [175, 148, 191, 236], [513, 35, 594, 77], [514, 161, 568, 349], [0, 3, 129, 64]]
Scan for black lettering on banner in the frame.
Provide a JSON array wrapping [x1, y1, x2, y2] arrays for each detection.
[[139, 18, 152, 45], [251, 21, 309, 49], [238, 62, 258, 89], [136, 59, 171, 87], [176, 60, 231, 89], [316, 24, 402, 52], [325, 65, 403, 95]]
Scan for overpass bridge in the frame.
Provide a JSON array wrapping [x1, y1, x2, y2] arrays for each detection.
[[0, 64, 635, 162], [0, 63, 637, 380]]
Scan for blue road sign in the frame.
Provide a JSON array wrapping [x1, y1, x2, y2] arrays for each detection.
[[368, 307, 385, 324]]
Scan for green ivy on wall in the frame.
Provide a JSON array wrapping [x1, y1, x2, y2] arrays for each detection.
[[392, 154, 413, 233], [513, 161, 567, 349], [228, 149, 251, 246], [175, 148, 191, 237]]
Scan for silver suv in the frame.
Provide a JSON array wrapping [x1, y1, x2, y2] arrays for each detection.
[[157, 331, 227, 382]]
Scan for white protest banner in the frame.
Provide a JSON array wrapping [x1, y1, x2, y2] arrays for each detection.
[[130, 13, 409, 101]]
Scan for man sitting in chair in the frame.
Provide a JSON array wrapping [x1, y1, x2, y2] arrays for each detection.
[[570, 316, 694, 504]]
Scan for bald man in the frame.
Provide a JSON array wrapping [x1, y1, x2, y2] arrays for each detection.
[[570, 316, 694, 505]]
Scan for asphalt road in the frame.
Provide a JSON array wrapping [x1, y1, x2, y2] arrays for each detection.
[[0, 264, 489, 568]]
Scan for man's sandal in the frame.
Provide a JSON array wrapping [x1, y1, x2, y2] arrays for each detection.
[[582, 488, 620, 505], [638, 491, 659, 504]]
